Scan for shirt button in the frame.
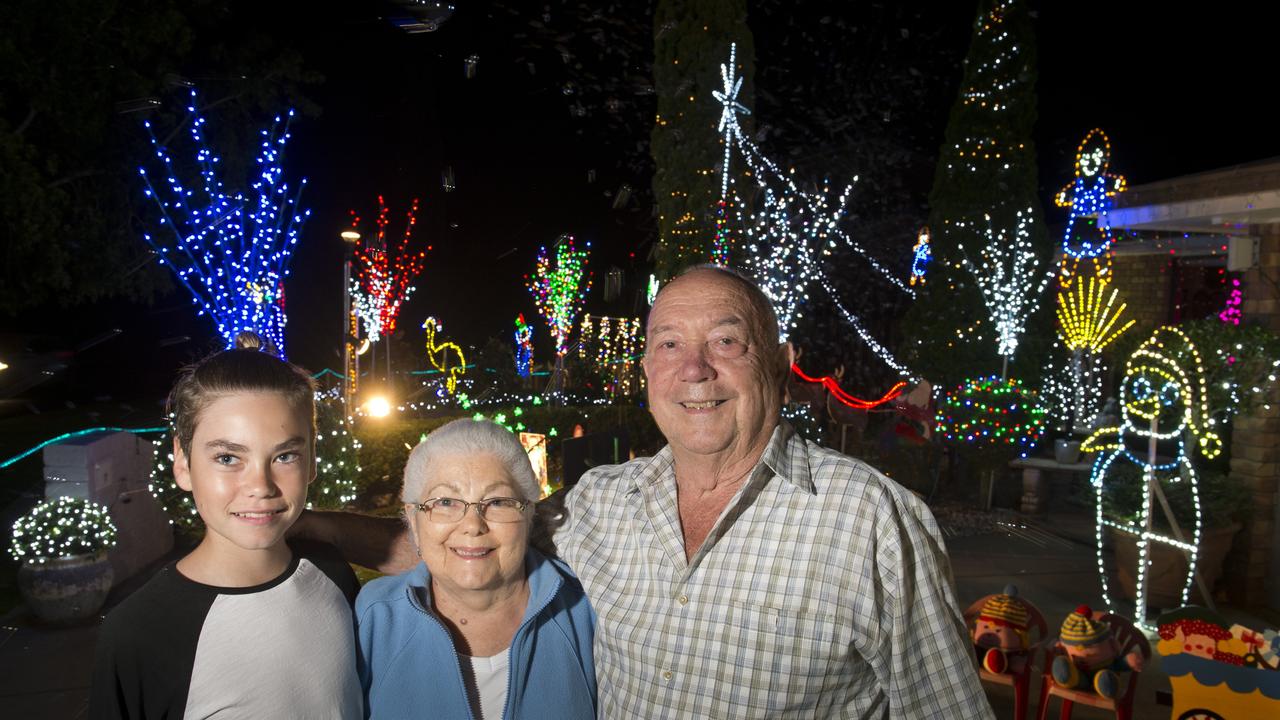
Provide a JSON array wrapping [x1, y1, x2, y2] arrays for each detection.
[[677, 594, 688, 605], [662, 671, 673, 681]]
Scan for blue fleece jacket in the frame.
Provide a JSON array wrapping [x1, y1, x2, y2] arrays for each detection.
[[355, 549, 596, 720]]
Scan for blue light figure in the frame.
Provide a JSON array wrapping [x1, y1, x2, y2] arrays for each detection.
[[910, 227, 931, 287], [1056, 129, 1126, 287], [514, 314, 533, 377]]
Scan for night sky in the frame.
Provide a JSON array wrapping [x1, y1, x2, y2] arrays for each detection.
[[16, 1, 1280, 409]]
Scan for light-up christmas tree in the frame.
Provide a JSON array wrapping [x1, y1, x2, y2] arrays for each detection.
[[526, 236, 592, 395], [138, 90, 309, 356], [348, 196, 430, 343], [903, 0, 1049, 387]]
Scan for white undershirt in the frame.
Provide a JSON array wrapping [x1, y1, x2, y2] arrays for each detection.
[[462, 650, 510, 720]]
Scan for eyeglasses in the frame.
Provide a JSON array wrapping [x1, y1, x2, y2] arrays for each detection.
[[410, 497, 530, 524]]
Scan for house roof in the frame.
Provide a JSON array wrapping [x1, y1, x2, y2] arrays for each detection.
[[1106, 157, 1280, 234]]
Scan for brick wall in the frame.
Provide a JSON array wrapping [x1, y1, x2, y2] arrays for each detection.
[[1109, 253, 1172, 338], [1225, 226, 1280, 608]]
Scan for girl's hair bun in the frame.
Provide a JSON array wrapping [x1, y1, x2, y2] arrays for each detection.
[[234, 331, 268, 354]]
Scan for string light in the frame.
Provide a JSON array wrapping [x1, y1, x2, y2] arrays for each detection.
[[957, 209, 1053, 358], [790, 364, 908, 410], [1055, 128, 1126, 286], [422, 317, 466, 396], [312, 397, 360, 508], [138, 89, 308, 356], [526, 235, 592, 357], [150, 397, 360, 529], [1057, 275, 1135, 353], [578, 314, 643, 397], [910, 227, 932, 286], [712, 42, 912, 343], [817, 275, 918, 380], [514, 314, 534, 377], [348, 196, 430, 343], [1218, 278, 1243, 325], [10, 497, 118, 563], [0, 427, 166, 470], [935, 375, 1047, 453], [1082, 326, 1221, 627]]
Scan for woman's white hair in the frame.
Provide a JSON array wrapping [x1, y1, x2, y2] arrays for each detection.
[[401, 418, 539, 503]]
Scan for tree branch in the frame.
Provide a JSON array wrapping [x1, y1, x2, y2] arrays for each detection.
[[47, 168, 103, 190], [15, 106, 37, 136]]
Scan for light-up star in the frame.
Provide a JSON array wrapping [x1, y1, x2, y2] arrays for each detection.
[[713, 45, 750, 136], [713, 43, 751, 199]]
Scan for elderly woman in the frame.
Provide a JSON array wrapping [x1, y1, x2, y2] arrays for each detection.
[[355, 419, 596, 719]]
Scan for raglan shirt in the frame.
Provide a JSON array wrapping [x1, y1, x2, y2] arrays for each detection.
[[90, 540, 362, 720]]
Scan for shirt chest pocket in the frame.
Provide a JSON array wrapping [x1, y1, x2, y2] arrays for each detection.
[[708, 601, 852, 710]]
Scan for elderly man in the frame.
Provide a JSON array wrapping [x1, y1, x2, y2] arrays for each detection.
[[312, 266, 993, 718]]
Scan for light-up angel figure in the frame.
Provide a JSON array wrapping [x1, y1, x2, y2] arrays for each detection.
[[1056, 129, 1127, 287], [910, 227, 932, 287], [1082, 326, 1222, 627]]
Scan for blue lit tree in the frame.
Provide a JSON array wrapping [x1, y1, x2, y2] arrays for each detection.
[[138, 90, 310, 355]]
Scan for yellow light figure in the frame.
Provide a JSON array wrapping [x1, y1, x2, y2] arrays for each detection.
[[1081, 326, 1222, 627], [1056, 275, 1135, 353], [422, 316, 466, 395], [1056, 129, 1127, 287]]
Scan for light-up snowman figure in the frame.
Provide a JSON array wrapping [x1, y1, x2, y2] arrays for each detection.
[[1055, 129, 1127, 287], [1081, 326, 1222, 624]]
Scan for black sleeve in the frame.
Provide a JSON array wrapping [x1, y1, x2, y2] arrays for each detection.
[[293, 538, 360, 605], [88, 568, 213, 720], [89, 612, 135, 720]]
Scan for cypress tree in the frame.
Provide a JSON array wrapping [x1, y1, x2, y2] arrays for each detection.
[[650, 0, 753, 279], [903, 0, 1050, 387]]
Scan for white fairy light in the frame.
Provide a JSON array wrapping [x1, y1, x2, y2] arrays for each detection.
[[957, 208, 1052, 358], [712, 43, 912, 349]]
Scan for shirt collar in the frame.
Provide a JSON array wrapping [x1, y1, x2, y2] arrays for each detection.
[[629, 420, 816, 495]]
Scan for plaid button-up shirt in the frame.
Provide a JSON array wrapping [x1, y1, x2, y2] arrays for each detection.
[[555, 422, 993, 718]]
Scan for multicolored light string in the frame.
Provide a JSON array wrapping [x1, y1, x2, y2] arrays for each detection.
[[934, 375, 1047, 453], [348, 196, 430, 342], [526, 236, 592, 357], [138, 89, 309, 355]]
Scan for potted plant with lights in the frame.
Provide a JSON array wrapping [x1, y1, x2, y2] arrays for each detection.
[[9, 496, 118, 623], [935, 375, 1049, 508]]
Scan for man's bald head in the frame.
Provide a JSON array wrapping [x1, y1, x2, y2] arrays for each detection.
[[650, 265, 781, 347]]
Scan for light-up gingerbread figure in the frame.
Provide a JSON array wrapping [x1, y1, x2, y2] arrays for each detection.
[[1081, 326, 1222, 625], [1056, 129, 1126, 287]]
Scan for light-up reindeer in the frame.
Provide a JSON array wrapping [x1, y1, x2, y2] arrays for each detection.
[[422, 317, 466, 396], [1056, 129, 1126, 287], [1081, 326, 1222, 626]]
